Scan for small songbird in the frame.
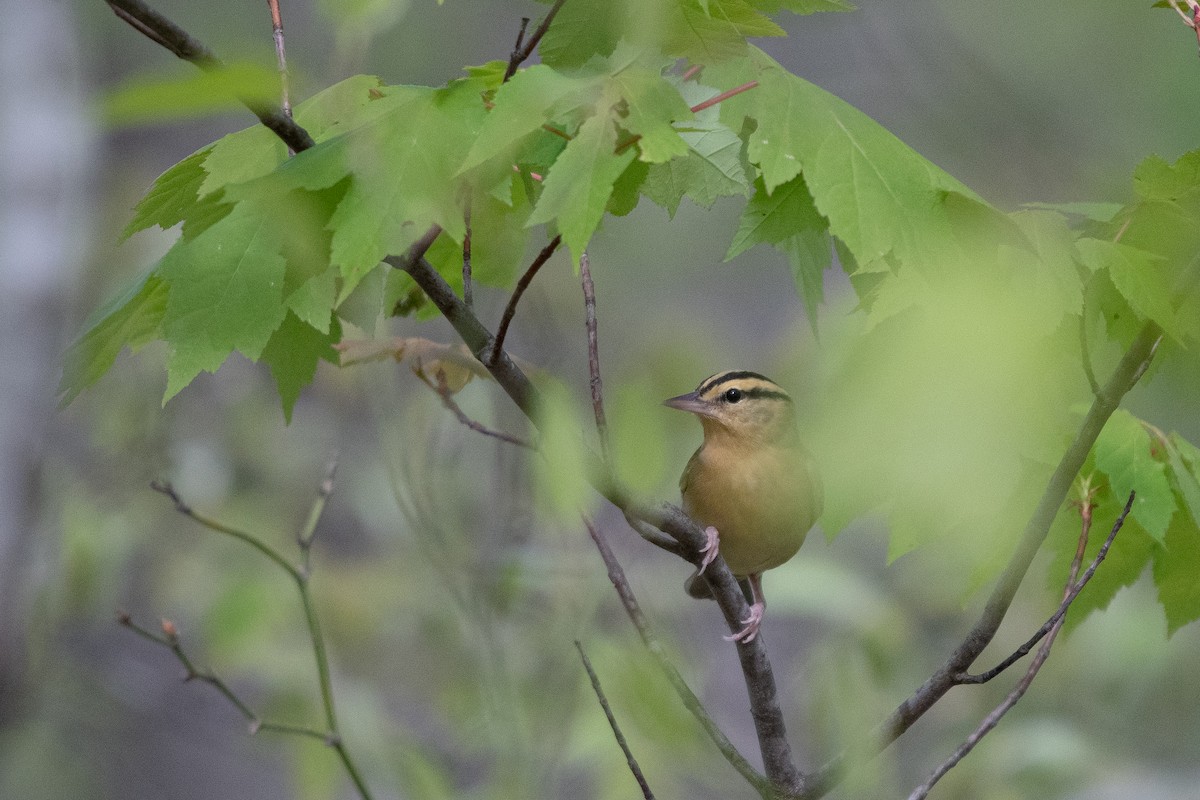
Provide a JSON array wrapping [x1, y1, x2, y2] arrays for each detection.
[[665, 371, 822, 644]]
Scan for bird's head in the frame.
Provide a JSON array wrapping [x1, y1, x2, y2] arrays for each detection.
[[664, 371, 798, 447]]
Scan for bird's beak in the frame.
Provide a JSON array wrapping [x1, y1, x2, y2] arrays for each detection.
[[664, 391, 717, 418]]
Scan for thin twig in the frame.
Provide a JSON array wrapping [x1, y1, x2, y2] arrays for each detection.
[[909, 490, 1132, 800], [490, 235, 562, 365], [104, 0, 314, 153], [264, 0, 293, 153], [118, 613, 330, 741], [680, 64, 703, 82], [502, 0, 568, 81], [575, 640, 656, 800], [581, 518, 772, 796], [150, 481, 301, 579], [297, 453, 338, 572], [462, 208, 474, 309], [149, 478, 374, 799], [580, 252, 610, 461], [690, 81, 759, 114], [418, 367, 535, 449], [960, 490, 1134, 685]]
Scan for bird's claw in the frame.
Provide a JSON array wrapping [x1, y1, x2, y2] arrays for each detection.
[[723, 602, 765, 644], [697, 526, 720, 575]]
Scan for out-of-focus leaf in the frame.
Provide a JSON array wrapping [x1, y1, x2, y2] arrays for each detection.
[[102, 61, 281, 125], [1095, 410, 1176, 542]]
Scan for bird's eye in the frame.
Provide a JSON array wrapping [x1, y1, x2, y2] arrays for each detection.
[[723, 387, 743, 403]]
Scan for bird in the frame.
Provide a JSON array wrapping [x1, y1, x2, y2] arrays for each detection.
[[664, 370, 822, 644]]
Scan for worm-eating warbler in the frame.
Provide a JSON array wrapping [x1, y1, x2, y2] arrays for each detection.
[[665, 371, 822, 643]]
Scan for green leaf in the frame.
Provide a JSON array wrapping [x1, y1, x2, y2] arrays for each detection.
[[58, 272, 168, 406], [1021, 201, 1122, 222], [527, 112, 636, 265], [537, 0, 627, 69], [642, 121, 748, 216], [469, 190, 533, 287], [1167, 433, 1200, 528], [103, 62, 281, 125], [1095, 410, 1176, 541], [725, 175, 825, 260], [260, 311, 340, 422], [664, 0, 786, 64], [747, 51, 974, 267], [751, 0, 855, 10], [610, 67, 692, 163], [159, 205, 288, 401], [1075, 238, 1181, 341], [122, 148, 213, 239], [782, 228, 832, 333], [1132, 150, 1200, 202], [460, 66, 597, 172], [1153, 510, 1200, 635]]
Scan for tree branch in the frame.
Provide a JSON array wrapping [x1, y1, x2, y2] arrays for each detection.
[[148, 476, 373, 799], [804, 323, 1161, 798], [104, 0, 315, 153], [490, 234, 562, 366], [575, 640, 656, 800], [582, 519, 771, 795], [502, 0, 568, 81], [579, 252, 610, 460], [908, 490, 1133, 800], [417, 367, 535, 449], [118, 613, 332, 742]]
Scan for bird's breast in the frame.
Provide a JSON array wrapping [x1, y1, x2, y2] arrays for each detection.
[[682, 444, 821, 576]]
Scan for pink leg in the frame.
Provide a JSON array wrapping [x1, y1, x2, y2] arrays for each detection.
[[697, 525, 720, 574], [725, 573, 766, 644]]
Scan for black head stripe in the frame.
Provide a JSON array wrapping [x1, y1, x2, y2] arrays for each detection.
[[742, 386, 792, 403], [696, 370, 776, 396]]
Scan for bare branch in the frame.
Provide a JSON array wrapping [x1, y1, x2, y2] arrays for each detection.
[[462, 208, 474, 309], [297, 453, 339, 570], [417, 367, 535, 449], [582, 518, 772, 796], [118, 613, 330, 741], [264, 0, 294, 151], [575, 640, 656, 800], [960, 490, 1133, 685], [490, 234, 562, 365], [104, 0, 315, 153], [580, 252, 610, 461], [908, 491, 1133, 800], [503, 0, 568, 81], [148, 478, 373, 799]]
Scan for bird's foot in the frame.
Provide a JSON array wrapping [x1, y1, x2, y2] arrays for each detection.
[[697, 526, 720, 574], [723, 602, 764, 644]]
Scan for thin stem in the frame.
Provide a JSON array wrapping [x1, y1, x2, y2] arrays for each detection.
[[960, 491, 1134, 685], [575, 640, 656, 800], [581, 518, 772, 796], [503, 17, 531, 82], [502, 0, 568, 81], [490, 234, 562, 365], [908, 491, 1132, 800], [680, 64, 703, 82], [580, 252, 610, 461], [690, 81, 758, 114], [417, 367, 535, 449], [462, 208, 474, 309], [104, 0, 314, 153], [264, 0, 292, 125], [118, 613, 329, 741], [297, 454, 338, 571], [150, 481, 300, 580]]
